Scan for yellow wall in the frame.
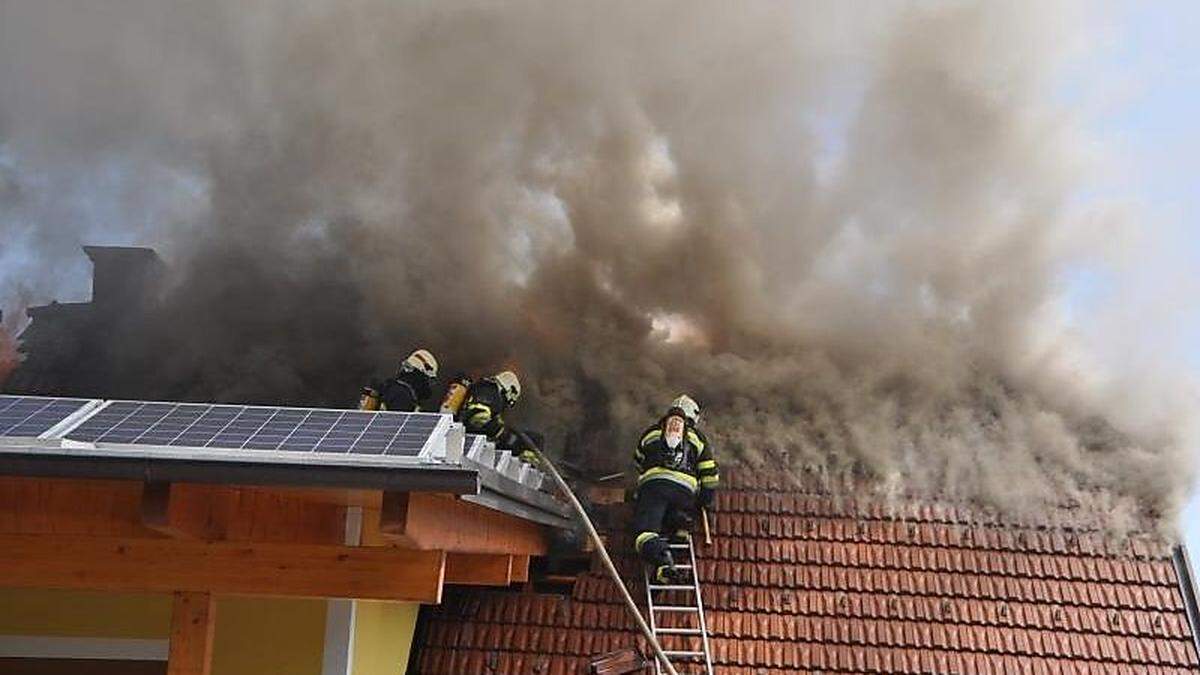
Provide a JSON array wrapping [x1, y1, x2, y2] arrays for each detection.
[[0, 588, 170, 638], [352, 601, 419, 675], [0, 589, 327, 675], [212, 597, 327, 675]]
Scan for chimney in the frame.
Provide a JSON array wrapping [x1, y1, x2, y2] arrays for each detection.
[[82, 246, 165, 310]]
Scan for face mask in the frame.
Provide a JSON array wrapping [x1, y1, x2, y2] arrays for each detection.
[[664, 415, 685, 449]]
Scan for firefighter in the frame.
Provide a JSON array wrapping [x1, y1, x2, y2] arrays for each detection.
[[632, 394, 719, 583], [359, 349, 439, 412], [458, 370, 538, 462]]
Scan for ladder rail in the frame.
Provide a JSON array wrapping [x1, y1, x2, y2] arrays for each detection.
[[644, 534, 714, 675], [643, 561, 660, 674], [685, 535, 715, 673]]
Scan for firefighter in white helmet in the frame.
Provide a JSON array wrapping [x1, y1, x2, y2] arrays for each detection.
[[359, 349, 440, 412], [632, 394, 719, 583], [458, 370, 538, 462]]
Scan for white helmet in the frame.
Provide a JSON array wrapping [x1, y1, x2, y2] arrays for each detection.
[[670, 394, 700, 424], [401, 349, 439, 379], [493, 370, 521, 406]]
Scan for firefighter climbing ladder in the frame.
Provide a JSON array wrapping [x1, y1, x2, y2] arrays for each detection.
[[643, 534, 715, 675], [517, 429, 686, 675]]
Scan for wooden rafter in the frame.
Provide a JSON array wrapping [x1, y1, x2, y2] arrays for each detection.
[[375, 492, 547, 556], [510, 555, 531, 583], [444, 553, 513, 586]]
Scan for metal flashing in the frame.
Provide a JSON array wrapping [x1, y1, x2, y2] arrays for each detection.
[[463, 489, 571, 529], [495, 451, 523, 481], [430, 421, 466, 464], [465, 434, 495, 467], [464, 450, 570, 519]]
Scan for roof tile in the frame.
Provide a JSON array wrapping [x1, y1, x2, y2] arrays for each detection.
[[412, 469, 1200, 674]]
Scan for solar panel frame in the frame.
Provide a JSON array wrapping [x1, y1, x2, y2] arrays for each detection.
[[57, 399, 453, 465], [0, 395, 105, 440], [47, 438, 452, 471]]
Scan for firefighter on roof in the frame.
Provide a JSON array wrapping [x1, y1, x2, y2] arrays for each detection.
[[632, 394, 719, 583], [457, 370, 538, 463], [359, 349, 439, 413]]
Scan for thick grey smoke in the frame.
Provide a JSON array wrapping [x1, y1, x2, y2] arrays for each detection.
[[0, 1, 1193, 530]]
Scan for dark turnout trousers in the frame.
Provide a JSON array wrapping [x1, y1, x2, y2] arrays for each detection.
[[632, 479, 696, 568]]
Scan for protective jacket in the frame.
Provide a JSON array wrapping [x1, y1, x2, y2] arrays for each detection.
[[371, 369, 434, 413], [458, 379, 533, 461], [635, 417, 719, 494]]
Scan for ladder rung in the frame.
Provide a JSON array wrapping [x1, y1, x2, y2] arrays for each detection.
[[652, 605, 699, 612], [655, 627, 703, 635], [663, 650, 705, 658], [648, 585, 693, 591]]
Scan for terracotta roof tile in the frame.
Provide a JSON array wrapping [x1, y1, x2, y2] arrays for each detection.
[[412, 469, 1200, 674]]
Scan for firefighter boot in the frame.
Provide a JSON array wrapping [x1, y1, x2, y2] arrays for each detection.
[[651, 550, 678, 584]]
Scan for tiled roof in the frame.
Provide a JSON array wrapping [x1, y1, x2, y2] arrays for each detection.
[[413, 469, 1200, 674]]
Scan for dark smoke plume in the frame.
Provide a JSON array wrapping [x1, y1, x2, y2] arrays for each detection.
[[0, 1, 1194, 531]]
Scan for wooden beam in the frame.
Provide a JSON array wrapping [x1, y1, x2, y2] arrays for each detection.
[[162, 484, 347, 545], [168, 592, 215, 675], [0, 534, 447, 603], [510, 555, 530, 583], [374, 492, 547, 556], [444, 553, 513, 586], [0, 477, 153, 538], [2, 478, 361, 545]]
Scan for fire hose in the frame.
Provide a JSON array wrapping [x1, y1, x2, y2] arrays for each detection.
[[514, 429, 680, 675]]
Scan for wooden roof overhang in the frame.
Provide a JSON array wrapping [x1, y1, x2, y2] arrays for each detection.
[[0, 407, 573, 602], [0, 470, 552, 599]]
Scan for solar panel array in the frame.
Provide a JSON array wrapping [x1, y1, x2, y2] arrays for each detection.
[[0, 395, 94, 438], [0, 394, 567, 521], [64, 401, 442, 456]]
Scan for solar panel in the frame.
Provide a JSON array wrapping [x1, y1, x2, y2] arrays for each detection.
[[0, 395, 97, 438], [65, 401, 444, 457]]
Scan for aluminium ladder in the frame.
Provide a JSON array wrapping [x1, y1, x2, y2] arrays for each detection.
[[642, 534, 715, 675]]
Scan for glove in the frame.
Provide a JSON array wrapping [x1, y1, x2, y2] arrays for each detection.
[[511, 429, 543, 465], [697, 488, 715, 510], [518, 449, 541, 466]]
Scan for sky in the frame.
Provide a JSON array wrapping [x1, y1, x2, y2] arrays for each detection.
[[1076, 2, 1200, 561]]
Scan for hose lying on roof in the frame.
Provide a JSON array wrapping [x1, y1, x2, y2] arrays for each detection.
[[514, 429, 680, 675]]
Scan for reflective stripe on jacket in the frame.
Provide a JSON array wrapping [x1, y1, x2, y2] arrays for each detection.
[[634, 418, 718, 494]]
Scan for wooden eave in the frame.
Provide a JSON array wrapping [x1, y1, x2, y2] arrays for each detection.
[[0, 476, 551, 602]]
